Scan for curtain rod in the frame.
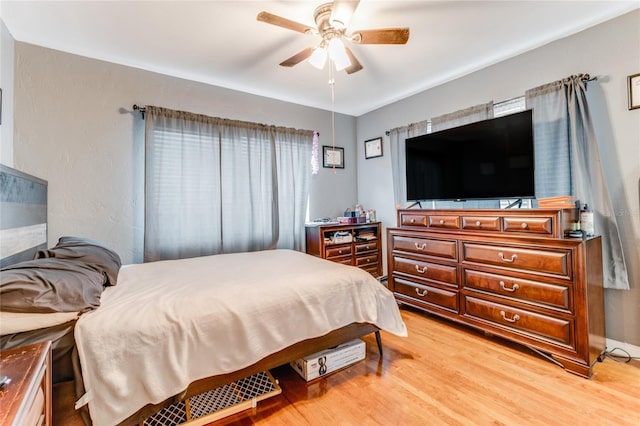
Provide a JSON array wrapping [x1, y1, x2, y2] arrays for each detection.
[[383, 74, 597, 136], [385, 120, 424, 136], [131, 105, 319, 136]]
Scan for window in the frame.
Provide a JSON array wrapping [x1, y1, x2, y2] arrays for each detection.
[[144, 106, 313, 261]]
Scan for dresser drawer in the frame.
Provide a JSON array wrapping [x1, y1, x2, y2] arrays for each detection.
[[355, 253, 378, 267], [503, 216, 553, 235], [325, 244, 352, 258], [392, 256, 457, 286], [400, 213, 428, 227], [463, 269, 571, 311], [330, 257, 352, 265], [464, 296, 573, 347], [462, 243, 571, 278], [429, 215, 460, 229], [355, 240, 378, 254], [462, 216, 501, 231], [390, 234, 457, 260], [394, 277, 458, 312]]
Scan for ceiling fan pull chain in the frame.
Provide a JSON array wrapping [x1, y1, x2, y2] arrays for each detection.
[[330, 62, 337, 174]]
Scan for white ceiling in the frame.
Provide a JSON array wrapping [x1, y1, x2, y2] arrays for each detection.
[[2, 1, 638, 116]]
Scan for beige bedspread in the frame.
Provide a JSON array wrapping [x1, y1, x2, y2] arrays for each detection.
[[74, 249, 407, 425]]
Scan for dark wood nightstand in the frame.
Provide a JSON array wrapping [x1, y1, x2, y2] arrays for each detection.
[[305, 222, 382, 277], [0, 341, 52, 426]]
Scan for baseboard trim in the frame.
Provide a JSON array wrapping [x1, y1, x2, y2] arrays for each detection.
[[605, 338, 640, 358]]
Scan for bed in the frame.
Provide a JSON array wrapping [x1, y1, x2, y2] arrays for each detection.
[[1, 165, 407, 426]]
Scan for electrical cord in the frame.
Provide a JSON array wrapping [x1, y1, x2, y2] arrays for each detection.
[[603, 347, 640, 364]]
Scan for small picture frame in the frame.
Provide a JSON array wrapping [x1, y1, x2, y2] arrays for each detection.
[[628, 73, 640, 110], [364, 137, 383, 159], [323, 145, 344, 168]]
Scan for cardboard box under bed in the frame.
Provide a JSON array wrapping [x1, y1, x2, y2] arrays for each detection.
[[290, 339, 366, 381]]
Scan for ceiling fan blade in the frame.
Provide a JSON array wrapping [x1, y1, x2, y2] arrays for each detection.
[[330, 0, 360, 28], [279, 47, 315, 67], [344, 47, 363, 74], [257, 11, 313, 34], [352, 28, 410, 44]]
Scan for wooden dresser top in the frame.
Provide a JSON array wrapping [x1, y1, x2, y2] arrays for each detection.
[[0, 341, 51, 425]]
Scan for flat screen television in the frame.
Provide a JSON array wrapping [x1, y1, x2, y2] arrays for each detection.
[[405, 109, 535, 202]]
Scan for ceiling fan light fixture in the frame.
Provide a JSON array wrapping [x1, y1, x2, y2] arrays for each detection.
[[258, 1, 409, 75], [309, 46, 328, 69], [328, 38, 351, 71], [329, 1, 356, 30]]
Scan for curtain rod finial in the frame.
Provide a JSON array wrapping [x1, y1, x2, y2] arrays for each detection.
[[133, 104, 146, 119]]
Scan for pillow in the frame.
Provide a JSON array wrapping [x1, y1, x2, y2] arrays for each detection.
[[37, 236, 121, 286], [0, 258, 105, 313]]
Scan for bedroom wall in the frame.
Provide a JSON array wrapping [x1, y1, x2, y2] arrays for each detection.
[[0, 18, 14, 166], [356, 10, 640, 351], [11, 43, 357, 264]]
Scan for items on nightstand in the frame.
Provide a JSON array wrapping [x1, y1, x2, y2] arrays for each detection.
[[580, 204, 595, 237], [341, 205, 376, 223], [338, 215, 358, 224], [567, 220, 584, 238], [332, 231, 353, 244], [312, 217, 334, 223], [355, 231, 376, 241]]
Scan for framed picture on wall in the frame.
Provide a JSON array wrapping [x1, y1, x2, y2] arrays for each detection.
[[323, 145, 344, 168], [628, 73, 640, 110], [364, 137, 383, 159]]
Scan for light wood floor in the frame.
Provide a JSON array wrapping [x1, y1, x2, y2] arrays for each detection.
[[53, 307, 640, 425]]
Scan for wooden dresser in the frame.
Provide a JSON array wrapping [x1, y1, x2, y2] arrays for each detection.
[[306, 222, 382, 277], [387, 208, 605, 378], [0, 341, 52, 426]]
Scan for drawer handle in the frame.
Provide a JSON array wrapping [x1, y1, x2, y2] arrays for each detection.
[[338, 250, 343, 254], [415, 288, 428, 297], [521, 222, 528, 229], [439, 219, 445, 225], [498, 252, 517, 263], [415, 265, 428, 274], [414, 242, 427, 250], [475, 221, 481, 227], [366, 258, 371, 263], [364, 245, 370, 250], [410, 218, 415, 223], [500, 310, 520, 323], [499, 281, 520, 292]]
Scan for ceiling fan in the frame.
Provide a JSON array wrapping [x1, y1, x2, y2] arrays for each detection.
[[257, 0, 410, 75]]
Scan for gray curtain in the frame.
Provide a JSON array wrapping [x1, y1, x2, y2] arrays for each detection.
[[389, 102, 495, 209], [144, 106, 313, 262], [389, 120, 429, 208], [526, 76, 629, 290], [431, 102, 496, 209], [525, 81, 573, 198], [431, 102, 494, 132]]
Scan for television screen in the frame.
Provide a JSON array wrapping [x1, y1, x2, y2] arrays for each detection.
[[405, 109, 535, 202]]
